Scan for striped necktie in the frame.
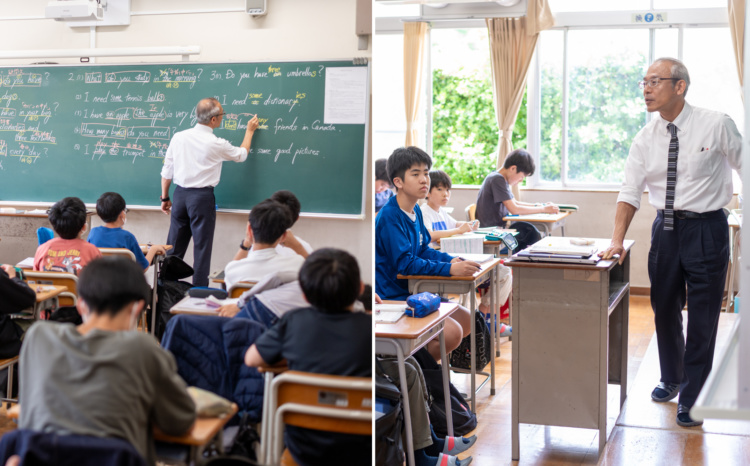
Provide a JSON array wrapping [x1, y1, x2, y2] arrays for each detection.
[[664, 122, 678, 231]]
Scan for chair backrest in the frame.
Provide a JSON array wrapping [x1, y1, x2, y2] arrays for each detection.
[[228, 281, 256, 298], [36, 227, 54, 246], [98, 248, 137, 262], [24, 271, 78, 307], [465, 204, 477, 221], [269, 371, 372, 464]]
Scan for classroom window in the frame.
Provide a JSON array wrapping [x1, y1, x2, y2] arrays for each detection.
[[431, 28, 526, 185], [532, 25, 743, 188]]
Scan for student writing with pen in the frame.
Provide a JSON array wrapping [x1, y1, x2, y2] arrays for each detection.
[[475, 149, 559, 228]]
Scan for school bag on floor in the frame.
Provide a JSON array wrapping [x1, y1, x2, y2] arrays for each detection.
[[449, 309, 492, 372], [413, 348, 477, 437], [375, 359, 405, 466]]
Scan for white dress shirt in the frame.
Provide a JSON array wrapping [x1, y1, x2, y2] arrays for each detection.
[[275, 235, 313, 257], [160, 124, 247, 188], [618, 102, 742, 213], [224, 247, 305, 291]]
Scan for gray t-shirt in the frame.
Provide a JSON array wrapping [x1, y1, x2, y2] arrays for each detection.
[[19, 322, 196, 465], [475, 171, 513, 227]]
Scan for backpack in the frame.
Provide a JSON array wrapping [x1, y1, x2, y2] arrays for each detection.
[[375, 360, 405, 466], [413, 349, 477, 437], [153, 279, 193, 339], [508, 221, 542, 251], [449, 309, 492, 372]]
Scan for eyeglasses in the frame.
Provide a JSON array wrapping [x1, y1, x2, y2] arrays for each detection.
[[639, 77, 680, 89], [124, 208, 129, 214], [213, 112, 226, 119]]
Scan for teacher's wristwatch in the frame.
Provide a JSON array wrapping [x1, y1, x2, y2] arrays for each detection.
[[160, 196, 170, 202]]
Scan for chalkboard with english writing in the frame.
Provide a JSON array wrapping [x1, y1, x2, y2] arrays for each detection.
[[0, 60, 369, 216]]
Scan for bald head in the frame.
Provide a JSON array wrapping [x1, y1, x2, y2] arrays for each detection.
[[196, 98, 223, 124]]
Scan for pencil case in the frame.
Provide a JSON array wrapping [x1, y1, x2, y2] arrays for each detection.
[[405, 292, 440, 318]]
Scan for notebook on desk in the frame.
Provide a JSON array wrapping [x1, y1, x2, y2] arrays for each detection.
[[374, 304, 407, 324], [513, 250, 600, 265]]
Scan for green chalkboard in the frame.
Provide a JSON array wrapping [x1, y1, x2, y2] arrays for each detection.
[[0, 60, 369, 216]]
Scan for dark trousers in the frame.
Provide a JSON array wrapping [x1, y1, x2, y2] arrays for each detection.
[[167, 185, 216, 287], [647, 209, 728, 408]]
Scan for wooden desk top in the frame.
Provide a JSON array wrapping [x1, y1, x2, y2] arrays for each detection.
[[140, 244, 173, 254], [34, 285, 67, 302], [7, 403, 239, 447], [503, 211, 571, 223], [375, 302, 459, 339], [154, 403, 238, 446], [506, 238, 635, 271], [397, 257, 503, 282]]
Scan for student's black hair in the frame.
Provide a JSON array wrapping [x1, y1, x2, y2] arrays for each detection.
[[359, 284, 373, 312], [502, 149, 535, 176], [48, 197, 88, 240], [248, 199, 293, 245], [428, 170, 452, 193], [77, 256, 150, 317], [270, 190, 301, 224], [298, 248, 361, 314], [375, 159, 391, 183], [96, 192, 126, 224], [387, 146, 432, 189]]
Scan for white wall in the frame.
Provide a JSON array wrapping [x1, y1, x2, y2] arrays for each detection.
[[445, 186, 738, 290], [0, 0, 373, 283]]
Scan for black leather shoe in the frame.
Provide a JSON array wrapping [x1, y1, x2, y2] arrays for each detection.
[[651, 382, 679, 402], [676, 404, 703, 427]]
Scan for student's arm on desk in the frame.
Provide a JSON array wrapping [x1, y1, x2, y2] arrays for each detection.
[[143, 244, 166, 269], [428, 222, 476, 242], [153, 347, 197, 436], [599, 201, 637, 265], [504, 199, 559, 215]]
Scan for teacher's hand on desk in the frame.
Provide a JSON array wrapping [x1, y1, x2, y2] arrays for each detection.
[[599, 242, 626, 265], [449, 259, 481, 276]]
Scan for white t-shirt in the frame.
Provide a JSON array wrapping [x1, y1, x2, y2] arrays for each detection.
[[224, 247, 304, 291], [421, 204, 458, 248], [275, 235, 313, 257]]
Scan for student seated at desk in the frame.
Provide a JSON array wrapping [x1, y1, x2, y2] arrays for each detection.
[[224, 199, 305, 291], [87, 192, 166, 270], [217, 270, 307, 329], [245, 248, 371, 466], [424, 170, 511, 336], [19, 257, 196, 466], [270, 190, 314, 258], [375, 158, 396, 213], [0, 264, 35, 358], [33, 197, 101, 275], [375, 147, 476, 361], [423, 170, 479, 247], [475, 149, 559, 228]]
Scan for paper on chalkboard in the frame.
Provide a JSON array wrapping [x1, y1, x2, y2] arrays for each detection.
[[324, 67, 367, 124]]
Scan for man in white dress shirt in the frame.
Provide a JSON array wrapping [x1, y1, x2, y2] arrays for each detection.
[[160, 98, 259, 286], [601, 58, 742, 427]]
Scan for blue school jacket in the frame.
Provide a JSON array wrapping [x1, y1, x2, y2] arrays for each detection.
[[375, 196, 453, 300]]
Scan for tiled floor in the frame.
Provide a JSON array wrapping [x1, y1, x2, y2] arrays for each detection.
[[449, 296, 750, 465]]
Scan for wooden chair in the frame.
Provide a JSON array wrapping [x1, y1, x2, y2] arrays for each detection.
[[98, 248, 137, 262], [24, 271, 78, 307], [227, 281, 256, 298], [0, 356, 19, 408], [466, 203, 477, 221], [267, 371, 372, 465]]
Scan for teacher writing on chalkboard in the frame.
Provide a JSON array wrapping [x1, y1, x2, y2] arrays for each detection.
[[160, 97, 260, 286]]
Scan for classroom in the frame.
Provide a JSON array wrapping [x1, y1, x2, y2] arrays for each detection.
[[0, 0, 373, 465], [374, 1, 749, 465]]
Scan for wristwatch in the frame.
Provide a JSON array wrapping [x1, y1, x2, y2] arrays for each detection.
[[160, 196, 170, 202], [239, 240, 250, 251]]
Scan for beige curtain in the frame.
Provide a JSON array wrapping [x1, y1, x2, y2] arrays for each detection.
[[403, 22, 428, 146], [729, 0, 745, 98]]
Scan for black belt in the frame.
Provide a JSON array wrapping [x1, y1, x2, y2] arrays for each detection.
[[658, 209, 723, 219]]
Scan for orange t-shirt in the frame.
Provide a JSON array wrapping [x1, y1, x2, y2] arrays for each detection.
[[33, 238, 102, 275]]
